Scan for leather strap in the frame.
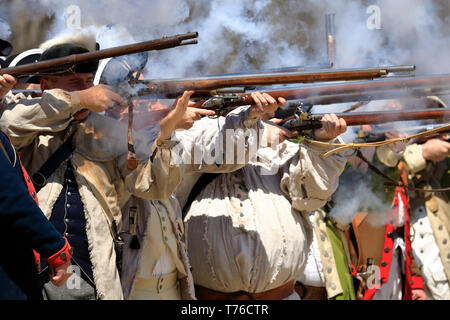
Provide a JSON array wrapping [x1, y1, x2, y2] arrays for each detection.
[[31, 133, 75, 193], [194, 281, 295, 300], [182, 173, 219, 219], [294, 282, 328, 300]]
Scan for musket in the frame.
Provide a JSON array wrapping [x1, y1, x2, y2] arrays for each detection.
[[354, 123, 450, 144], [281, 108, 450, 133], [124, 65, 415, 100], [187, 73, 450, 113], [0, 32, 199, 77]]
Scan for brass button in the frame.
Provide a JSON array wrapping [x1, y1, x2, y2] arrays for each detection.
[[60, 252, 67, 260], [381, 261, 387, 267], [384, 247, 390, 253]]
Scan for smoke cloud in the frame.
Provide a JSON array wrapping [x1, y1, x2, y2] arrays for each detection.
[[0, 18, 11, 40], [2, 0, 450, 78]]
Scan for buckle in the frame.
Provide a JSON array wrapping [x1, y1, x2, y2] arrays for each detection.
[[32, 172, 46, 187]]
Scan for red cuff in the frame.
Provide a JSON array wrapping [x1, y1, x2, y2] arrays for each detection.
[[410, 276, 424, 290], [33, 250, 41, 273], [45, 237, 73, 269], [351, 264, 357, 277]]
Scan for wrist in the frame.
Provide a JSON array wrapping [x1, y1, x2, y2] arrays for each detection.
[[45, 237, 73, 269], [248, 105, 262, 119], [158, 128, 172, 141], [70, 91, 85, 115]]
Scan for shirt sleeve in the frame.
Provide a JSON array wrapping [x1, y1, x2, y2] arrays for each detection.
[[0, 89, 82, 150], [173, 105, 265, 174], [280, 138, 347, 213]]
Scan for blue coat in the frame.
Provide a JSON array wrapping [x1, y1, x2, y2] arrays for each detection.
[[0, 131, 65, 300]]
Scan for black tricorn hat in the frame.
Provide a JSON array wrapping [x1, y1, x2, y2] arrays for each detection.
[[5, 48, 42, 83], [0, 39, 13, 57], [39, 43, 99, 77]]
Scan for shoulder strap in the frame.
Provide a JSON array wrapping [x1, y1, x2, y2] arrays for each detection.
[[182, 173, 220, 219], [32, 133, 75, 193]]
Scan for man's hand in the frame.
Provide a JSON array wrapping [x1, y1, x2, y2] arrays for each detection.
[[0, 67, 17, 99], [411, 288, 427, 300], [265, 121, 293, 148], [159, 91, 216, 140], [249, 92, 286, 119], [177, 103, 216, 130], [77, 84, 125, 113], [421, 138, 450, 162], [313, 113, 347, 141], [49, 260, 73, 287]]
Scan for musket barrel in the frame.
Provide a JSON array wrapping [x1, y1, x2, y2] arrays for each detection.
[[0, 32, 199, 77], [138, 65, 416, 97], [286, 108, 450, 131], [386, 65, 415, 73]]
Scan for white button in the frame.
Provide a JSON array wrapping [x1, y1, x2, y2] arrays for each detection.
[[67, 192, 72, 196], [331, 283, 337, 290], [66, 204, 71, 208]]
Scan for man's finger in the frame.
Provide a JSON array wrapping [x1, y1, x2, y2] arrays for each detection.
[[192, 108, 216, 116], [262, 93, 276, 105], [339, 118, 347, 133], [277, 97, 287, 106], [251, 92, 264, 112], [109, 91, 125, 104], [3, 74, 16, 85]]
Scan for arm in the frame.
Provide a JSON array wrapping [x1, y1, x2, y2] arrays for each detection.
[[0, 133, 72, 285], [281, 114, 348, 213], [0, 84, 122, 150], [173, 92, 286, 174], [0, 89, 83, 149]]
